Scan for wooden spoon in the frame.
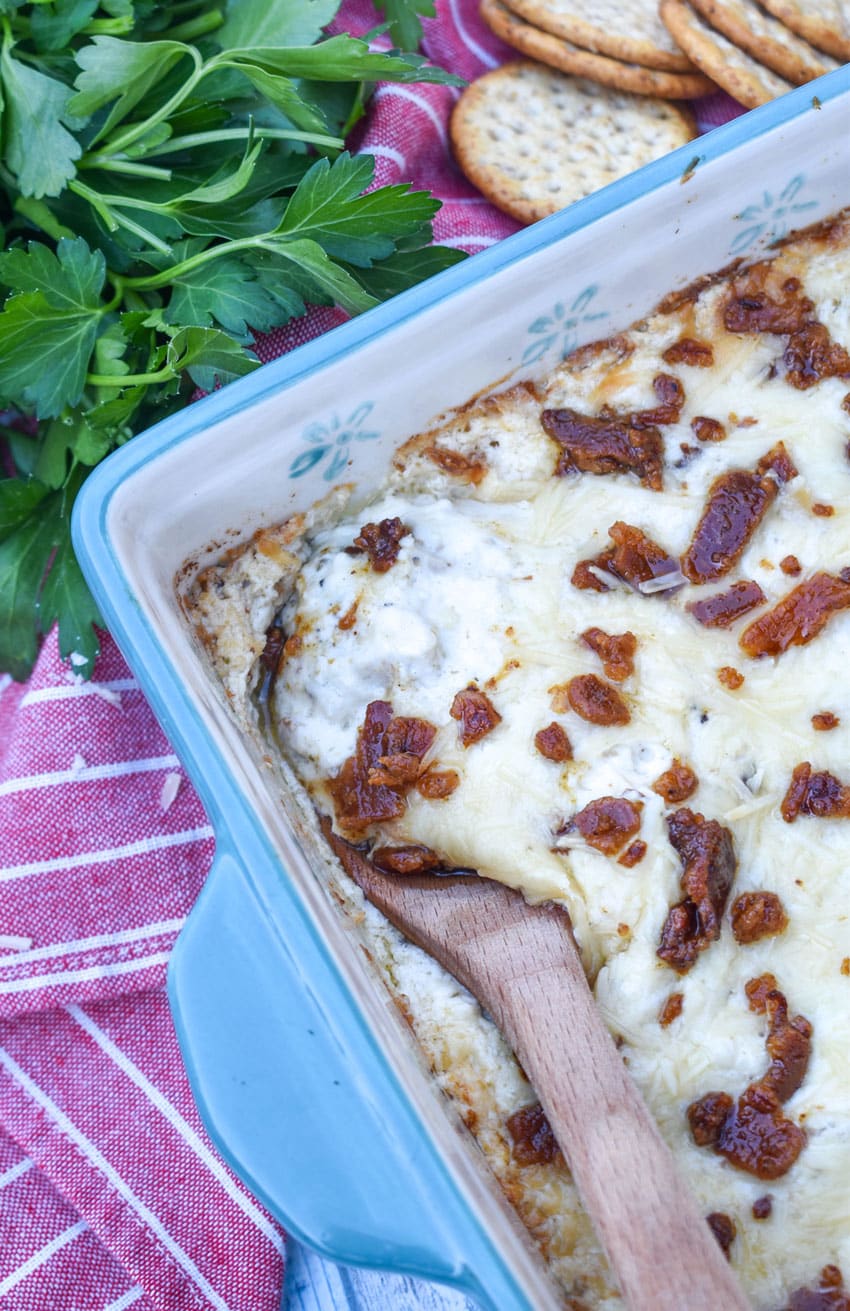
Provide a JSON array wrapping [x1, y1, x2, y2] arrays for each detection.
[[324, 823, 751, 1311]]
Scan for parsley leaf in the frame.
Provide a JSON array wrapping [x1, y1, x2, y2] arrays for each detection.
[[38, 523, 102, 675], [1, 39, 82, 197], [217, 0, 339, 51], [0, 477, 50, 541], [164, 250, 280, 341], [375, 0, 436, 52], [70, 36, 190, 138], [0, 500, 60, 680], [0, 236, 106, 310]]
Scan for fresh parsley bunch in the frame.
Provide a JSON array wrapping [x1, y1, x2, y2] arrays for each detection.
[[0, 0, 464, 680]]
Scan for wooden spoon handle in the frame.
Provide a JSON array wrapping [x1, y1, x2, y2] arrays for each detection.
[[468, 921, 751, 1311]]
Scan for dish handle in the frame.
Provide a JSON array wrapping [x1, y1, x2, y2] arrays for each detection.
[[168, 841, 535, 1311]]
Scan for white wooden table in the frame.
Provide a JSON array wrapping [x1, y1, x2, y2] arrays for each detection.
[[284, 1238, 481, 1311]]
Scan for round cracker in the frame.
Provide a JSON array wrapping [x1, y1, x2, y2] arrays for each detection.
[[688, 0, 839, 83], [495, 0, 694, 72], [759, 0, 850, 61], [480, 0, 714, 98], [449, 61, 697, 225], [659, 0, 795, 106]]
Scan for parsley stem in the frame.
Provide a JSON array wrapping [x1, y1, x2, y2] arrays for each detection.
[[137, 126, 345, 155], [86, 367, 175, 387], [82, 17, 135, 35], [69, 179, 118, 232], [166, 9, 223, 41], [99, 49, 205, 154], [120, 234, 267, 288], [80, 156, 174, 181]]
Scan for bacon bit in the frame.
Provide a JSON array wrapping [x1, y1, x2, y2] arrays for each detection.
[[416, 768, 460, 800], [682, 468, 777, 584], [757, 441, 798, 483], [328, 702, 436, 833], [580, 627, 637, 682], [506, 1102, 561, 1166], [659, 992, 684, 1027], [812, 711, 840, 731], [737, 416, 759, 428], [731, 892, 789, 945], [740, 572, 850, 658], [619, 839, 647, 868], [338, 599, 359, 630], [371, 844, 445, 875], [781, 555, 802, 576], [260, 624, 285, 673], [534, 722, 572, 763], [631, 372, 685, 428], [450, 686, 501, 747], [540, 407, 664, 490], [658, 808, 737, 973], [812, 502, 835, 517], [283, 633, 303, 660], [752, 1195, 772, 1220], [566, 674, 630, 726], [784, 1265, 850, 1311], [570, 796, 643, 856], [781, 762, 850, 822], [707, 1212, 736, 1258], [652, 759, 698, 805], [617, 922, 630, 938], [572, 521, 679, 595], [746, 974, 812, 1103], [348, 518, 409, 572], [688, 1091, 734, 1146], [842, 959, 850, 977], [724, 263, 814, 335], [426, 445, 487, 484], [716, 1084, 806, 1180], [784, 323, 850, 390], [686, 579, 766, 629], [663, 336, 714, 368], [718, 666, 745, 690], [675, 442, 701, 469], [367, 751, 422, 787], [692, 415, 726, 443]]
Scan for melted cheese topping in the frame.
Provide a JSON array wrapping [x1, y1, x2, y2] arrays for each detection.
[[271, 222, 850, 1309]]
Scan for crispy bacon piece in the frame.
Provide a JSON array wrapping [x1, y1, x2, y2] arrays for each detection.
[[580, 627, 637, 682], [740, 573, 850, 658], [780, 555, 802, 576], [659, 992, 684, 1027], [367, 752, 422, 787], [692, 416, 726, 443], [718, 666, 745, 690], [682, 468, 777, 584], [707, 1213, 736, 1258], [260, 624, 285, 673], [506, 1102, 560, 1166], [813, 502, 835, 517], [663, 336, 714, 368], [541, 408, 664, 491], [534, 722, 572, 762], [715, 1084, 806, 1180], [784, 323, 850, 390], [731, 892, 788, 944], [348, 517, 409, 572], [688, 1091, 734, 1146], [566, 675, 630, 726], [783, 1266, 850, 1311], [416, 768, 460, 800], [619, 839, 647, 868], [724, 264, 814, 335], [658, 808, 737, 973], [426, 445, 487, 484], [327, 701, 436, 832], [781, 762, 850, 822], [757, 441, 798, 483], [812, 711, 840, 731], [572, 521, 679, 595], [752, 1196, 772, 1220], [652, 759, 698, 804], [338, 599, 359, 630], [746, 974, 812, 1103], [686, 579, 766, 629], [450, 686, 501, 747], [631, 372, 684, 428], [570, 796, 642, 856], [371, 844, 445, 875]]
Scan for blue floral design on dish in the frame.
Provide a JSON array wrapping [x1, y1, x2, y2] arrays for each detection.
[[730, 175, 818, 256], [522, 286, 609, 367], [289, 402, 380, 481]]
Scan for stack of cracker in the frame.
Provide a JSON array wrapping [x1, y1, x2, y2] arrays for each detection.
[[451, 0, 846, 226]]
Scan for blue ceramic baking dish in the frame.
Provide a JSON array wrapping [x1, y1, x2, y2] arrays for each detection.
[[74, 67, 850, 1310]]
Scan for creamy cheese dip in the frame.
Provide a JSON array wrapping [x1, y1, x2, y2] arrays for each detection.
[[193, 215, 850, 1311]]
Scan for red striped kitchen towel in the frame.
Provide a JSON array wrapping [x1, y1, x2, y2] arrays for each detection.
[[0, 3, 744, 1307]]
